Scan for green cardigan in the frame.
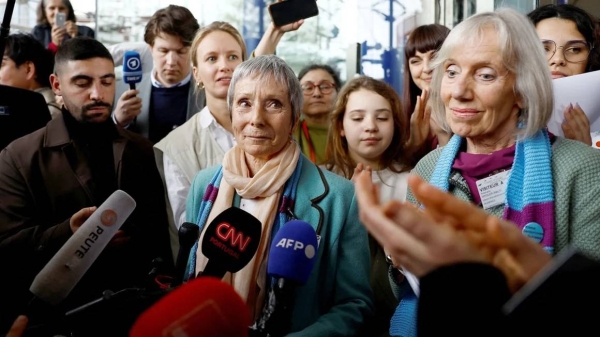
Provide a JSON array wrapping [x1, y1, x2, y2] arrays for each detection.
[[186, 155, 374, 336], [408, 137, 600, 259]]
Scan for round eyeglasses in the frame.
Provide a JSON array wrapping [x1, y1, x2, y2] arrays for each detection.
[[300, 82, 336, 96], [542, 39, 593, 63]]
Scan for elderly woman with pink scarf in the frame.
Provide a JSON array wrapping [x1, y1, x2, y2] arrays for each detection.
[[185, 55, 373, 336]]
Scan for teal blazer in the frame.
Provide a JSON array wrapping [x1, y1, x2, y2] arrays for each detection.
[[187, 155, 374, 336]]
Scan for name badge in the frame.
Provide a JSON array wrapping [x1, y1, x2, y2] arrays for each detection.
[[476, 170, 510, 210]]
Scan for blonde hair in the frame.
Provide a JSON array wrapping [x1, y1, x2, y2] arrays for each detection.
[[429, 8, 553, 139], [190, 21, 248, 69]]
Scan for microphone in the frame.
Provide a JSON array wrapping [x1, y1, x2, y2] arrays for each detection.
[[172, 222, 200, 287], [198, 207, 262, 279], [123, 51, 143, 90], [129, 277, 251, 337], [29, 190, 136, 305], [252, 220, 318, 336]]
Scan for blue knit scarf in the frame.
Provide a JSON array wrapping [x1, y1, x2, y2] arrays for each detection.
[[390, 129, 555, 337]]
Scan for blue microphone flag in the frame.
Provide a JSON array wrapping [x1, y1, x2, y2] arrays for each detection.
[[123, 51, 143, 85], [267, 220, 318, 284]]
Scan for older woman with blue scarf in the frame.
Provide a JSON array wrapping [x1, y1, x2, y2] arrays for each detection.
[[184, 55, 373, 335], [375, 8, 600, 337]]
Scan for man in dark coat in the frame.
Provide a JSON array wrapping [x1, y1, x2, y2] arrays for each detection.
[[0, 37, 172, 336]]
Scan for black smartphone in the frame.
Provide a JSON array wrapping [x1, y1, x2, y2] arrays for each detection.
[[268, 0, 319, 27]]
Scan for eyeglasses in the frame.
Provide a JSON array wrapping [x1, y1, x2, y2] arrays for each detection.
[[541, 39, 593, 63], [300, 81, 335, 96]]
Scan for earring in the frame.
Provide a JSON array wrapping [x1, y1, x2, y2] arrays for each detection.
[[197, 82, 205, 89]]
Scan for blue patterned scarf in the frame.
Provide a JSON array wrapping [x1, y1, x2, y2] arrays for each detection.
[[390, 129, 555, 337]]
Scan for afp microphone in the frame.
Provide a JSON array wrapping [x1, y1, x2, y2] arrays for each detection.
[[29, 190, 136, 305], [197, 207, 262, 279], [129, 277, 250, 337], [123, 51, 143, 90], [252, 220, 318, 336]]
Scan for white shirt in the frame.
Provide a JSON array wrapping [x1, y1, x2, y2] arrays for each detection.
[[163, 107, 236, 229], [151, 69, 192, 88]]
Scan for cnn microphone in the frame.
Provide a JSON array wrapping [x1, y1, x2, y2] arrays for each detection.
[[29, 190, 136, 306], [129, 277, 251, 337], [252, 220, 318, 336], [198, 207, 262, 279], [123, 51, 143, 90], [172, 222, 200, 287]]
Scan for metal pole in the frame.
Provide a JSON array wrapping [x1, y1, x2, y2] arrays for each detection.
[[94, 0, 98, 38]]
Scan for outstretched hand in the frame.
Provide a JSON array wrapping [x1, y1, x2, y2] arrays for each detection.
[[355, 171, 491, 278], [408, 175, 552, 292]]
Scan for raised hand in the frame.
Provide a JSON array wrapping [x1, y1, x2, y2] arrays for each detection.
[[562, 103, 592, 146], [51, 25, 67, 46], [350, 163, 372, 184], [405, 89, 432, 152], [113, 89, 142, 126], [65, 20, 78, 38]]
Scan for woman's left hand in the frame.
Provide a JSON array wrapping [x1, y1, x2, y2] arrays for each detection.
[[65, 20, 78, 38], [271, 19, 304, 33], [354, 171, 491, 278], [405, 89, 432, 152], [562, 103, 592, 146]]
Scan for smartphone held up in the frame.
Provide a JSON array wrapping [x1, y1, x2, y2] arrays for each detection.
[[55, 12, 67, 28], [269, 0, 319, 27]]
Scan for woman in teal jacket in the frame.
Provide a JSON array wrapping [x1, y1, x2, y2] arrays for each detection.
[[186, 55, 373, 336]]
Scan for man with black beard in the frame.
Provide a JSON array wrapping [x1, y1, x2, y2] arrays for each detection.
[[0, 37, 172, 336]]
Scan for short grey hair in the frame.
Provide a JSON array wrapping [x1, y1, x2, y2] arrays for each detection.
[[227, 55, 303, 126], [429, 8, 554, 139]]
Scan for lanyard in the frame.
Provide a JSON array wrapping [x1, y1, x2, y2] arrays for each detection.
[[301, 120, 317, 163]]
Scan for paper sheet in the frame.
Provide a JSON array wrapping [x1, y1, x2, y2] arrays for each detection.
[[548, 70, 600, 148]]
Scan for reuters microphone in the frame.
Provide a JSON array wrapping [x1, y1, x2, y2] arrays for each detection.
[[29, 190, 136, 305], [123, 51, 143, 90], [197, 207, 261, 279], [129, 277, 250, 337], [253, 220, 318, 336]]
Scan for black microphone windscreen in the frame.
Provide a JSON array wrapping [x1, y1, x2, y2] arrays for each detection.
[[199, 207, 262, 279]]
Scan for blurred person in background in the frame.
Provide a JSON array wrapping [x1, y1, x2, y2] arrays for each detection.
[[1, 33, 61, 118], [296, 64, 342, 164], [528, 4, 600, 146], [402, 24, 451, 165], [32, 0, 95, 54], [111, 5, 201, 143]]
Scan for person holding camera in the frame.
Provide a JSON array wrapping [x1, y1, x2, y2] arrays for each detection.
[[32, 0, 95, 54]]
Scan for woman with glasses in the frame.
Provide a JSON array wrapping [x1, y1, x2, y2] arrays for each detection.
[[296, 64, 342, 164], [528, 4, 600, 145]]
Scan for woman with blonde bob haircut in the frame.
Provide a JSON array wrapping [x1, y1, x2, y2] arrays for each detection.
[[364, 8, 600, 337]]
